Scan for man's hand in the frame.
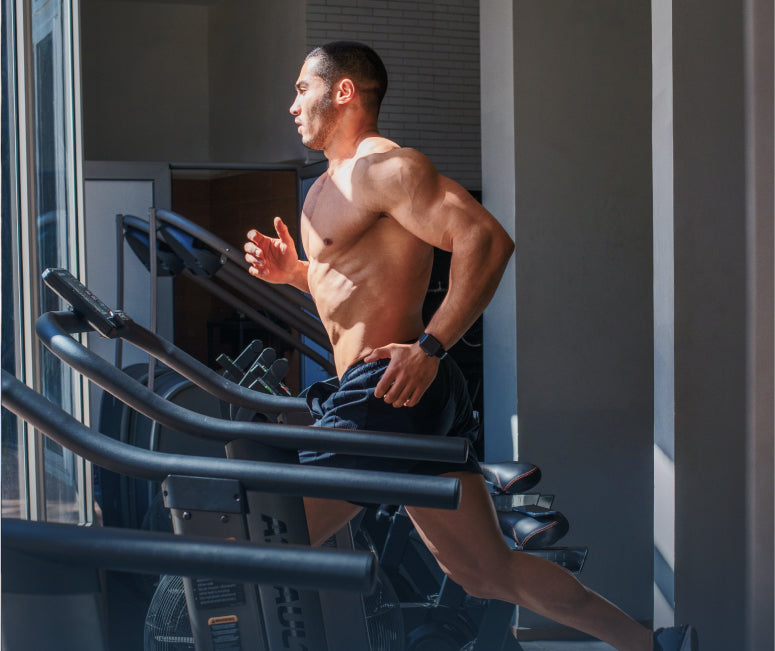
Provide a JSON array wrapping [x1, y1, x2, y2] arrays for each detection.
[[244, 217, 303, 286], [364, 342, 440, 408]]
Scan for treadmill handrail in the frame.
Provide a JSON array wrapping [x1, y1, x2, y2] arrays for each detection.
[[35, 310, 470, 465], [2, 518, 377, 594], [154, 208, 317, 314], [121, 213, 331, 352], [120, 313, 309, 416], [180, 269, 335, 374], [1, 370, 460, 509]]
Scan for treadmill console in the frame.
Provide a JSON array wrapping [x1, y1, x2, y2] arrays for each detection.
[[42, 268, 123, 338]]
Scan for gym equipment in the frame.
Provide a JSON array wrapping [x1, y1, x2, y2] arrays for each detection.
[[362, 462, 586, 651], [108, 210, 329, 529], [166, 337, 581, 650], [117, 210, 334, 375], [38, 268, 586, 650], [2, 516, 377, 594], [2, 360, 457, 651], [35, 268, 469, 651], [0, 376, 377, 651]]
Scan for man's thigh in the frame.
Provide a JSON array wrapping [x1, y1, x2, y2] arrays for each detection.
[[304, 496, 363, 547], [404, 471, 512, 574]]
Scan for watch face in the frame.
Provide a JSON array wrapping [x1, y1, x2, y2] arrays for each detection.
[[419, 333, 444, 357]]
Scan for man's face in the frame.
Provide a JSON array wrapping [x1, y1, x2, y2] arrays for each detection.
[[290, 58, 337, 150]]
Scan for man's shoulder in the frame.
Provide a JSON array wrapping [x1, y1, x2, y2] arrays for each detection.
[[354, 143, 436, 188]]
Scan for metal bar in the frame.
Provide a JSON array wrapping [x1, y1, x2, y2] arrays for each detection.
[[1, 369, 461, 510], [35, 311, 469, 465], [217, 261, 329, 347], [183, 270, 335, 373], [2, 518, 377, 594], [155, 208, 317, 313], [147, 207, 157, 393]]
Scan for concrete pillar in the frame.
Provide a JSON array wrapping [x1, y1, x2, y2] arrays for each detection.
[[482, 0, 655, 630], [672, 1, 774, 649], [481, 0, 518, 462], [651, 0, 676, 629]]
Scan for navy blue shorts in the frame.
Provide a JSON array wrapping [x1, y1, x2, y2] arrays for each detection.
[[299, 356, 482, 477]]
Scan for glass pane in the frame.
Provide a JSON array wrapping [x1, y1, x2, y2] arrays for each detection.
[[31, 0, 80, 523], [1, 0, 25, 520]]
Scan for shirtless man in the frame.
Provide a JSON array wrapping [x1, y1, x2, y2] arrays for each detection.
[[244, 41, 697, 651]]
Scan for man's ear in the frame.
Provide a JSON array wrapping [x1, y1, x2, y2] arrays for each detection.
[[335, 78, 356, 105]]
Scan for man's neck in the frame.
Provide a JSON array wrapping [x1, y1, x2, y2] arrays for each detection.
[[323, 123, 380, 171]]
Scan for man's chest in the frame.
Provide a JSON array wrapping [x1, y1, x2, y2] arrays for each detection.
[[300, 173, 382, 260]]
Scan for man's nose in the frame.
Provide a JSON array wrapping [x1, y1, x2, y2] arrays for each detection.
[[290, 98, 300, 115]]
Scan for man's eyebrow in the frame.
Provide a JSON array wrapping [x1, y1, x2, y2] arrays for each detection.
[[295, 79, 308, 90]]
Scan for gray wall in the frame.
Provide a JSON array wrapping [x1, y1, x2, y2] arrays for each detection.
[[81, 0, 211, 162], [673, 2, 748, 647], [209, 0, 307, 163], [81, 0, 307, 164], [510, 0, 654, 626], [672, 1, 774, 649], [306, 0, 482, 191], [82, 0, 479, 175], [744, 2, 774, 648]]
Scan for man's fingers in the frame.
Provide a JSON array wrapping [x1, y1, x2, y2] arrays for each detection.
[[373, 361, 397, 399], [245, 246, 265, 267], [403, 387, 425, 408], [374, 374, 393, 399], [247, 229, 268, 245], [390, 383, 415, 409], [274, 217, 295, 247], [363, 346, 392, 364]]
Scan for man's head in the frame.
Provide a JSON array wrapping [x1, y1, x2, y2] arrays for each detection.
[[304, 41, 388, 115], [291, 42, 387, 150]]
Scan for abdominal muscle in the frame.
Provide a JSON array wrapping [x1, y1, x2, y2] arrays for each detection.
[[308, 241, 433, 377]]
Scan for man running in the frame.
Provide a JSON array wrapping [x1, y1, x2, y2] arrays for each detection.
[[245, 41, 697, 651]]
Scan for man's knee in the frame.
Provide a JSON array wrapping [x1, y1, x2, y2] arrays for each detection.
[[441, 551, 593, 610]]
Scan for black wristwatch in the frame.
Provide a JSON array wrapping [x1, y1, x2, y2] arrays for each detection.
[[418, 333, 447, 359]]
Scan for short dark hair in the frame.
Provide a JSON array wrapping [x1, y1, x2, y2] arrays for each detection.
[[305, 41, 388, 113]]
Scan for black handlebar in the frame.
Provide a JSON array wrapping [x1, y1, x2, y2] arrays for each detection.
[[118, 315, 310, 416], [1, 370, 460, 509], [2, 518, 377, 594], [36, 310, 470, 465]]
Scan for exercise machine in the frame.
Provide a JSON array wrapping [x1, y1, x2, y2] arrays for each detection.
[[38, 267, 586, 650], [2, 360, 456, 651], [1, 515, 376, 651], [35, 268, 469, 651], [117, 209, 333, 375], [1, 372, 380, 651]]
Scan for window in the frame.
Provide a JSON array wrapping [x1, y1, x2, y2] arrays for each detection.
[[2, 0, 90, 524]]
